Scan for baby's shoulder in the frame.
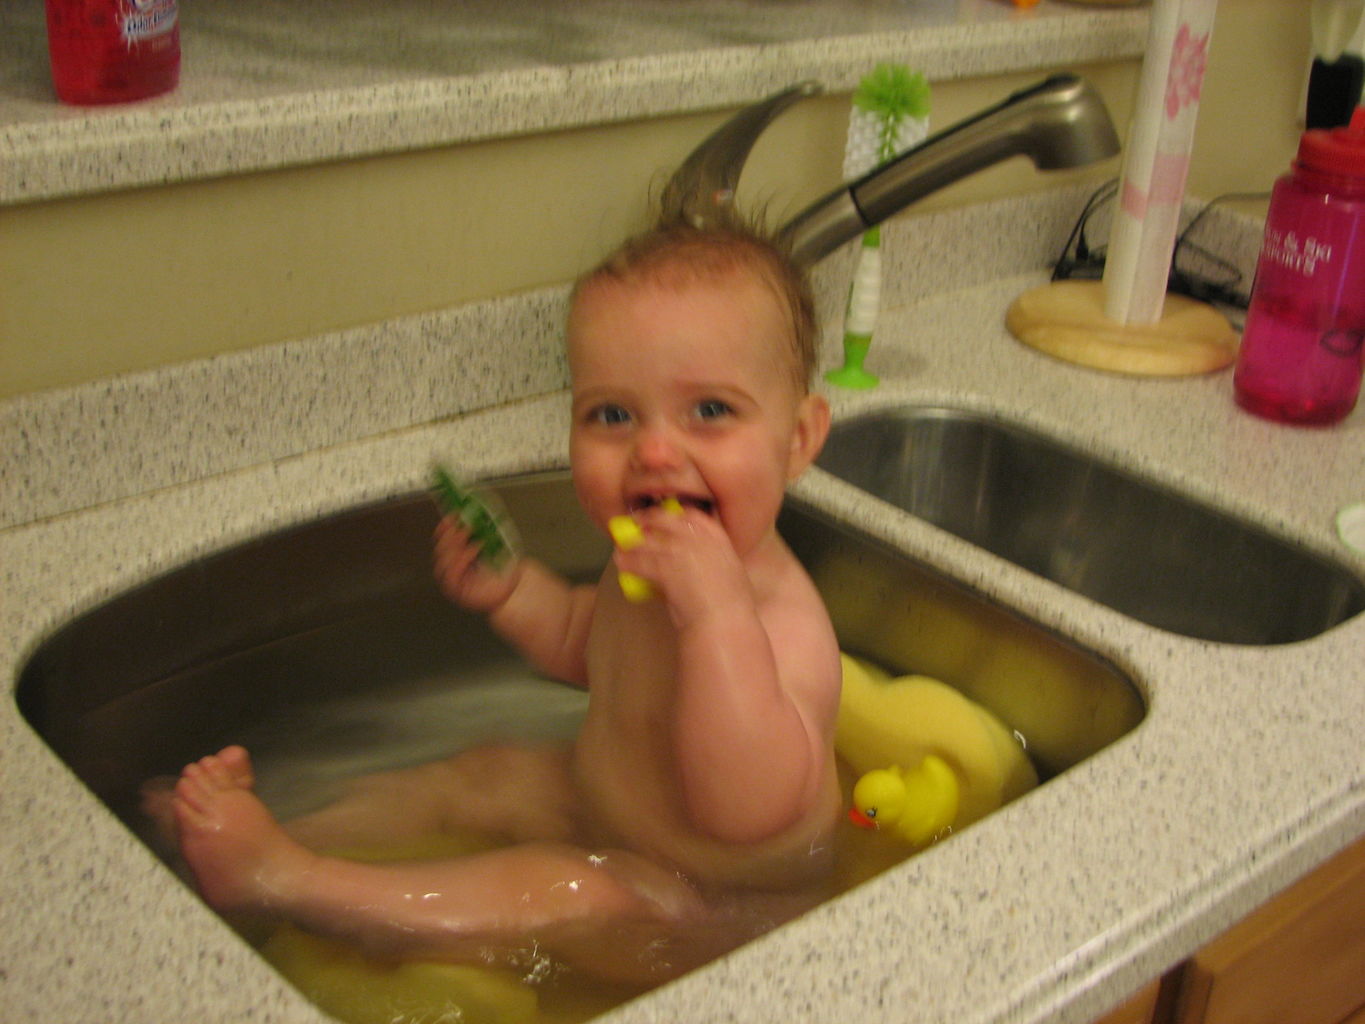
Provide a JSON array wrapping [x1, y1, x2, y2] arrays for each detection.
[[761, 539, 829, 611], [760, 550, 840, 676]]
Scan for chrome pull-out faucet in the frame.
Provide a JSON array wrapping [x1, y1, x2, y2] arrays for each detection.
[[779, 75, 1121, 264], [664, 74, 1121, 265]]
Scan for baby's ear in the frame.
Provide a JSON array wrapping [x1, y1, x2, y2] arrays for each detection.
[[786, 393, 831, 481]]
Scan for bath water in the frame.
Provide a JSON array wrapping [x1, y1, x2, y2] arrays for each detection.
[[230, 669, 924, 1024]]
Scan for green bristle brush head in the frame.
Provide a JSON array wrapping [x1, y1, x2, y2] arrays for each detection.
[[430, 465, 518, 568], [845, 64, 931, 174]]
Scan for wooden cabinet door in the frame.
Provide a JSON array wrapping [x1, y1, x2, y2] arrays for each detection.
[[1170, 836, 1365, 1024]]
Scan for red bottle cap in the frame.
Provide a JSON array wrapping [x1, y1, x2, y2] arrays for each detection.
[[1296, 106, 1365, 178]]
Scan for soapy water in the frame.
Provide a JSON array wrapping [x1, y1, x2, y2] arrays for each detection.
[[241, 670, 588, 823], [221, 664, 926, 1024], [233, 668, 626, 1023], [103, 566, 1041, 1023]]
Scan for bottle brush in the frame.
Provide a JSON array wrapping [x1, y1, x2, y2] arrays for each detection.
[[826, 64, 931, 390]]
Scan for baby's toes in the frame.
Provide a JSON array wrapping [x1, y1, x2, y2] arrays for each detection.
[[195, 751, 239, 790], [173, 770, 212, 817], [217, 745, 255, 788]]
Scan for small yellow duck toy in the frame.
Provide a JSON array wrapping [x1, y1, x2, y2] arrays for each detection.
[[848, 755, 960, 846]]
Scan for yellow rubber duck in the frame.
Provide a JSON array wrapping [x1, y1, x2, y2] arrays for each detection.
[[848, 755, 960, 846], [836, 654, 1038, 842]]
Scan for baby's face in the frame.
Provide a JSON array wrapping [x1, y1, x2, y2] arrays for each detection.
[[567, 270, 827, 558]]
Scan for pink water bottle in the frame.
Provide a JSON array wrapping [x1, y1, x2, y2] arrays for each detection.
[[45, 0, 180, 105], [1233, 107, 1365, 425]]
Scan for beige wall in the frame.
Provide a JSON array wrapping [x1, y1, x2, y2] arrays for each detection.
[[0, 2, 1310, 399], [1189, 0, 1309, 209]]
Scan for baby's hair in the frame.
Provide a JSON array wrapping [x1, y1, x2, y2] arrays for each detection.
[[572, 203, 818, 393]]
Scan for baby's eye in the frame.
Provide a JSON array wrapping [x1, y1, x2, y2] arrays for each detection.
[[590, 404, 632, 427], [694, 399, 733, 422]]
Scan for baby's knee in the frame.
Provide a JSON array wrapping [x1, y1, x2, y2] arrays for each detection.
[[441, 744, 529, 786], [575, 847, 705, 923], [438, 745, 578, 836], [442, 744, 571, 792]]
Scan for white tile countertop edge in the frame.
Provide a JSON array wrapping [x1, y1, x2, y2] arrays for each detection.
[[3, 189, 1363, 1024], [0, 0, 1147, 204]]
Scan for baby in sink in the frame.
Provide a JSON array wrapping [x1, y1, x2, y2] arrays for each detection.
[[166, 205, 842, 986]]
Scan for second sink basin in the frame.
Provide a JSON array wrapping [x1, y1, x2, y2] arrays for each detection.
[[817, 406, 1365, 645]]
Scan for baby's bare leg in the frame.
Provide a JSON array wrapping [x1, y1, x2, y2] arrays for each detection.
[[281, 742, 579, 853], [174, 748, 702, 986]]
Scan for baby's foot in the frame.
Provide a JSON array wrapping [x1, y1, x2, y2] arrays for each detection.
[[173, 747, 313, 914], [143, 747, 254, 855], [139, 775, 180, 853]]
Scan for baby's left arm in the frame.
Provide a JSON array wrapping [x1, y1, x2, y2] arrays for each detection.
[[618, 512, 841, 844]]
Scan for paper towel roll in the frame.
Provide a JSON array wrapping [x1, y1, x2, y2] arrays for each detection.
[[1103, 0, 1219, 325]]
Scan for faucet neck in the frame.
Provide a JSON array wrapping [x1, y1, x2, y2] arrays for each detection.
[[661, 81, 823, 230], [778, 75, 1120, 265]]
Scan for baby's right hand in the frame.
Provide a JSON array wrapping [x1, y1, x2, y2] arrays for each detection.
[[433, 516, 521, 613]]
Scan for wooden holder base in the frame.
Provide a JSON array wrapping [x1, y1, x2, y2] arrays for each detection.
[[1006, 280, 1238, 376]]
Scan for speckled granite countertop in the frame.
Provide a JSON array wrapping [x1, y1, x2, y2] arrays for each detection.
[[2, 189, 1363, 1023], [0, 0, 1147, 204]]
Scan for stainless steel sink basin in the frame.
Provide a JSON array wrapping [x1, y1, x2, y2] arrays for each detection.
[[15, 471, 1142, 1017], [18, 471, 1140, 823], [817, 407, 1365, 645]]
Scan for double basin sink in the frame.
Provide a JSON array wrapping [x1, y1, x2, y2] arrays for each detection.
[[19, 404, 1364, 851]]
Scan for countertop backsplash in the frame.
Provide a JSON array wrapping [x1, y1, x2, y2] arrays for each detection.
[[0, 185, 1264, 533]]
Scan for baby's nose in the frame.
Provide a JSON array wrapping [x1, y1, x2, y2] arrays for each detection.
[[632, 425, 684, 469]]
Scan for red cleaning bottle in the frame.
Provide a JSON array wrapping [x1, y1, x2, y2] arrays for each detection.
[[46, 0, 180, 105], [1233, 108, 1365, 425]]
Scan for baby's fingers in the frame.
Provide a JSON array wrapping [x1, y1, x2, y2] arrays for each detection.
[[433, 518, 505, 601], [433, 524, 469, 586], [434, 517, 477, 569]]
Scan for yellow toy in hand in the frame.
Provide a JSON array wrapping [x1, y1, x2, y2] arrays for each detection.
[[848, 756, 960, 846], [608, 498, 683, 602]]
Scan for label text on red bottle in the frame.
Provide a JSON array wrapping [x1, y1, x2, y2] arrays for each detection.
[[121, 0, 177, 44]]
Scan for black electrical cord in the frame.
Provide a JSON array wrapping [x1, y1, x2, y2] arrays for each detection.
[[1050, 181, 1270, 312]]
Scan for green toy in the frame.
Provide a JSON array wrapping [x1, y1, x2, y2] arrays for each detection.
[[429, 465, 518, 569]]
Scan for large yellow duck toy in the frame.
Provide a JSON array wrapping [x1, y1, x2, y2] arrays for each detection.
[[836, 653, 1038, 847]]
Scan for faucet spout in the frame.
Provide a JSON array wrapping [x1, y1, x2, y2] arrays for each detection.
[[777, 74, 1121, 265], [662, 80, 824, 229]]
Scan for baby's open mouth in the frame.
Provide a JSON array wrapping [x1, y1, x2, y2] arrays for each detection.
[[629, 494, 715, 516]]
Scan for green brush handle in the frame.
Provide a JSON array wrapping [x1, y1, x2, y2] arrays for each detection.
[[827, 228, 883, 390], [825, 332, 879, 390]]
